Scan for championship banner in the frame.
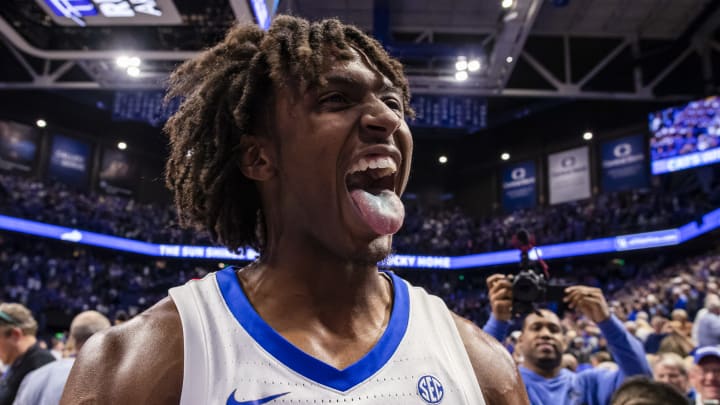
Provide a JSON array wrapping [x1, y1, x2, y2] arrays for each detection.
[[112, 91, 182, 127], [47, 134, 92, 188], [600, 135, 648, 192], [98, 147, 139, 196], [0, 120, 38, 173], [548, 146, 591, 205], [501, 160, 537, 212], [409, 95, 487, 131]]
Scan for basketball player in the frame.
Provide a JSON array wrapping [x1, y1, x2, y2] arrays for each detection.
[[61, 16, 528, 404]]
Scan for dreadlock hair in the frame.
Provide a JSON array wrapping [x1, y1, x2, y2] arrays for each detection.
[[164, 15, 412, 253]]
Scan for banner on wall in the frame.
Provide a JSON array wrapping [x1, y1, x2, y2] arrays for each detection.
[[47, 134, 91, 188], [600, 135, 648, 192], [98, 148, 139, 196], [0, 120, 39, 173], [548, 146, 591, 205], [409, 95, 487, 131], [112, 91, 182, 127], [501, 160, 537, 212]]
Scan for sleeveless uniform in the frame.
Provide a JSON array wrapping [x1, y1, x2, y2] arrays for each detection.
[[169, 267, 486, 404]]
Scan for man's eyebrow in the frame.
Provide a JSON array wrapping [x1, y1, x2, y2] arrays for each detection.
[[322, 74, 402, 96]]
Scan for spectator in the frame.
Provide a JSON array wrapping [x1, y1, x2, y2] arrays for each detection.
[[653, 352, 695, 403], [49, 337, 64, 360], [690, 346, 720, 404], [482, 274, 651, 404], [13, 311, 111, 405], [0, 303, 55, 405], [696, 296, 720, 348], [610, 376, 690, 405], [113, 310, 128, 326]]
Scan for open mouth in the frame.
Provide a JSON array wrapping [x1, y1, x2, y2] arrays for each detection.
[[345, 155, 398, 195], [344, 154, 405, 236]]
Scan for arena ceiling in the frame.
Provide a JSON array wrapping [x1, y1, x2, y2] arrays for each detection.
[[0, 0, 719, 196], [0, 0, 718, 100]]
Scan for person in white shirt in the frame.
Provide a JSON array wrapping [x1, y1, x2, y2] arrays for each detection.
[[13, 311, 110, 405]]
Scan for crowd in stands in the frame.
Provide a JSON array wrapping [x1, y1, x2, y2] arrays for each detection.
[[2, 231, 720, 402], [0, 235, 209, 336], [1, 172, 718, 256]]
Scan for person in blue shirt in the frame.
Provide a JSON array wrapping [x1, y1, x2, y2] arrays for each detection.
[[483, 274, 652, 405]]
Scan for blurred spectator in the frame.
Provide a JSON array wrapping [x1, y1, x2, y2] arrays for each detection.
[[652, 352, 695, 403], [610, 376, 690, 405], [696, 297, 720, 348], [690, 346, 720, 404], [13, 311, 111, 405], [644, 316, 669, 354], [49, 337, 63, 361], [0, 303, 55, 405], [113, 310, 128, 326]]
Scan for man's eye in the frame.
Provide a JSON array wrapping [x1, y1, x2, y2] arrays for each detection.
[[320, 93, 348, 105], [384, 98, 403, 113]]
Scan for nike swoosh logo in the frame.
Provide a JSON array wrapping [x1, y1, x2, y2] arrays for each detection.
[[226, 390, 290, 405]]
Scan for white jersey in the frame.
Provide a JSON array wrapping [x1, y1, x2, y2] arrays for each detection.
[[169, 267, 486, 405]]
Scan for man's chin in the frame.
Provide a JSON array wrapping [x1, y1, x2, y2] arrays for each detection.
[[535, 356, 562, 371], [703, 386, 720, 399], [349, 235, 393, 265]]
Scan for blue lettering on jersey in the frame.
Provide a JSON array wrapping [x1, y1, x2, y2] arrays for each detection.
[[226, 390, 290, 405], [417, 375, 444, 403]]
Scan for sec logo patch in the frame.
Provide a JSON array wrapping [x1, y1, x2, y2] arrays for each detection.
[[417, 375, 444, 403]]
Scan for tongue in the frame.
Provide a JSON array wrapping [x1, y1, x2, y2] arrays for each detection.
[[349, 189, 405, 235]]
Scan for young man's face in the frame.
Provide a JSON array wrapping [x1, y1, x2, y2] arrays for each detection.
[[517, 310, 565, 372], [269, 48, 413, 263]]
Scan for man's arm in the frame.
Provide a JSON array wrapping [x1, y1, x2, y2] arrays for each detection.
[[482, 274, 513, 342], [597, 315, 652, 377], [452, 314, 530, 405], [565, 286, 651, 378], [60, 298, 183, 405]]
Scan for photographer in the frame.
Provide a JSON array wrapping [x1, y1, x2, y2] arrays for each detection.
[[483, 274, 651, 405]]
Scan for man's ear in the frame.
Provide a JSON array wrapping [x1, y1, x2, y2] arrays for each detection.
[[237, 136, 276, 181]]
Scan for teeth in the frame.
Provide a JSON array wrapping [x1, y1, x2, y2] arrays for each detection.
[[347, 156, 397, 175]]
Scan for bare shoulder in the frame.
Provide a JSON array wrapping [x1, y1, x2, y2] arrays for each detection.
[[60, 297, 184, 405], [451, 313, 529, 405]]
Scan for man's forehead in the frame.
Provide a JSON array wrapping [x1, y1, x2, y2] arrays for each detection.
[[524, 311, 561, 327], [699, 357, 720, 367], [317, 49, 398, 92]]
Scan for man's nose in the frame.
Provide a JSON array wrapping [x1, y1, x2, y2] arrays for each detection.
[[359, 99, 401, 143]]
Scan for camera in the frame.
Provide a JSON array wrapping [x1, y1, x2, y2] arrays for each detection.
[[511, 230, 566, 317]]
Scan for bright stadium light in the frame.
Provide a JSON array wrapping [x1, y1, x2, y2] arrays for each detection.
[[506, 56, 514, 63], [455, 57, 468, 71], [117, 142, 127, 150], [126, 66, 141, 77], [116, 55, 130, 68], [467, 59, 481, 72], [117, 55, 141, 68], [583, 131, 593, 140], [501, 0, 514, 9], [501, 152, 510, 161], [438, 155, 448, 164], [455, 71, 468, 81], [35, 119, 47, 128]]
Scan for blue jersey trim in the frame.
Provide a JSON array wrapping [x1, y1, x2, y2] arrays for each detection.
[[215, 267, 410, 392]]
